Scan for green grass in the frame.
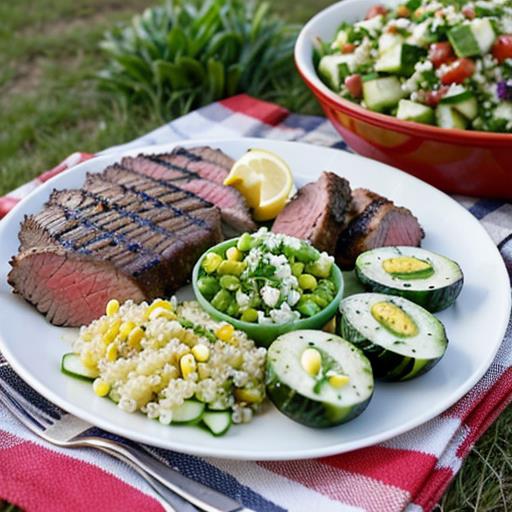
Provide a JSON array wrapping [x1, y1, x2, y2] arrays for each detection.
[[0, 1, 511, 511]]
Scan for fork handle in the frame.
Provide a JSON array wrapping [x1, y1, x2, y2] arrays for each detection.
[[76, 436, 244, 512]]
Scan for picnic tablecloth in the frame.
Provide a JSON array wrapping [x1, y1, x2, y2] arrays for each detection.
[[0, 94, 511, 512]]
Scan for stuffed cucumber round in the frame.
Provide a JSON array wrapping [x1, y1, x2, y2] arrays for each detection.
[[355, 247, 463, 312], [339, 293, 448, 381], [266, 330, 374, 428]]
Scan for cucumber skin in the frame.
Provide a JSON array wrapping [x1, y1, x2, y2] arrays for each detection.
[[355, 267, 463, 313], [61, 353, 98, 381], [338, 313, 444, 381], [265, 363, 372, 428]]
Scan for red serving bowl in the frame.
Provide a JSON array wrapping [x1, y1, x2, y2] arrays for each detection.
[[295, 0, 512, 199]]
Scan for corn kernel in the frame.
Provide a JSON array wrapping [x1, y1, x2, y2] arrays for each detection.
[[93, 378, 110, 397], [148, 307, 177, 321], [191, 344, 210, 362], [226, 247, 242, 261], [216, 324, 234, 342], [128, 326, 144, 349], [103, 318, 122, 345], [234, 387, 263, 404], [301, 348, 322, 376], [328, 374, 350, 389], [119, 321, 136, 339], [106, 343, 118, 362], [106, 299, 120, 316], [80, 349, 97, 369], [144, 299, 173, 319], [180, 353, 197, 379], [202, 252, 223, 273]]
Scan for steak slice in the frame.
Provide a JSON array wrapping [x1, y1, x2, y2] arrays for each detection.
[[8, 170, 223, 326], [336, 188, 424, 269], [271, 172, 352, 254], [122, 153, 257, 233]]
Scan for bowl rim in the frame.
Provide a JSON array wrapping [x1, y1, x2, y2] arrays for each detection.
[[294, 0, 512, 145], [191, 237, 344, 331]]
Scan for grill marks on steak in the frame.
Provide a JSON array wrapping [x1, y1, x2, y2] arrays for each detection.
[[8, 159, 225, 326], [121, 148, 257, 233], [272, 172, 352, 254], [336, 188, 424, 268]]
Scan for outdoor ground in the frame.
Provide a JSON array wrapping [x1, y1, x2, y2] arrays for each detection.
[[0, 1, 511, 510]]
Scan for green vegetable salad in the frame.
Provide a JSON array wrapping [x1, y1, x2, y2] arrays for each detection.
[[197, 228, 338, 324], [315, 0, 512, 132]]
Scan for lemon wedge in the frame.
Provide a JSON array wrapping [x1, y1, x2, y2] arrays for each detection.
[[224, 149, 294, 221]]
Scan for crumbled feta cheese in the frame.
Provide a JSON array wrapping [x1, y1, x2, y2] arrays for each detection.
[[355, 15, 384, 37], [260, 286, 280, 308], [235, 290, 250, 309], [287, 289, 301, 307], [270, 303, 298, 324], [353, 37, 372, 68]]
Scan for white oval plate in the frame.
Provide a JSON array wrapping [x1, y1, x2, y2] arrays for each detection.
[[0, 139, 509, 460]]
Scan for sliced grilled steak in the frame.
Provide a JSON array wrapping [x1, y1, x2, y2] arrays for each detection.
[[121, 152, 256, 233], [271, 172, 352, 254], [336, 188, 424, 269], [8, 166, 223, 326]]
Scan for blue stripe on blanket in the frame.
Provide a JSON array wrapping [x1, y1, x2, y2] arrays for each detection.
[[469, 198, 505, 220]]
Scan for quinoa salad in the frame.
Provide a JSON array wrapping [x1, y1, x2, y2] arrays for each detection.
[[316, 0, 512, 132], [66, 298, 266, 435], [196, 228, 338, 325]]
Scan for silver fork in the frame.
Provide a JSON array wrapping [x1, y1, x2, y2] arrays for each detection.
[[0, 379, 249, 512]]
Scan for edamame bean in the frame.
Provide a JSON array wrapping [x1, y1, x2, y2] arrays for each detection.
[[220, 275, 240, 291], [237, 233, 254, 252], [241, 308, 258, 323], [202, 253, 223, 273], [226, 247, 243, 261], [291, 262, 304, 277], [226, 301, 240, 317], [211, 289, 232, 312], [318, 279, 336, 292], [217, 260, 246, 276], [298, 273, 318, 291], [297, 299, 321, 317], [197, 276, 220, 299]]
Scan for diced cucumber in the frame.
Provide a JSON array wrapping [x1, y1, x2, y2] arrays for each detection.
[[396, 100, 435, 124], [202, 411, 232, 436], [436, 104, 468, 129], [331, 29, 349, 50], [172, 400, 205, 424], [449, 19, 495, 57], [61, 353, 98, 381], [318, 54, 354, 90], [471, 18, 496, 54], [439, 87, 478, 120], [375, 43, 426, 76], [339, 293, 448, 381], [363, 76, 405, 112], [355, 246, 464, 312], [266, 330, 374, 428], [378, 33, 404, 55]]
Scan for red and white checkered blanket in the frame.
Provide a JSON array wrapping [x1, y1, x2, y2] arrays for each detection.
[[1, 95, 511, 512]]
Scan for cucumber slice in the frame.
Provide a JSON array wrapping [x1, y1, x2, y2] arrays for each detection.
[[339, 293, 448, 381], [396, 100, 435, 124], [355, 246, 463, 312], [494, 102, 512, 121], [61, 353, 98, 381], [266, 330, 374, 428], [318, 54, 354, 90], [363, 77, 405, 112], [436, 104, 468, 129], [172, 400, 205, 424], [202, 411, 232, 436], [449, 19, 495, 57], [378, 33, 404, 55]]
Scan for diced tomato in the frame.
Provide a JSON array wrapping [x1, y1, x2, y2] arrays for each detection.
[[342, 43, 356, 54], [423, 86, 449, 107], [440, 58, 475, 85], [492, 35, 512, 63], [428, 42, 455, 68], [462, 5, 476, 19], [365, 4, 387, 19], [345, 74, 363, 98]]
